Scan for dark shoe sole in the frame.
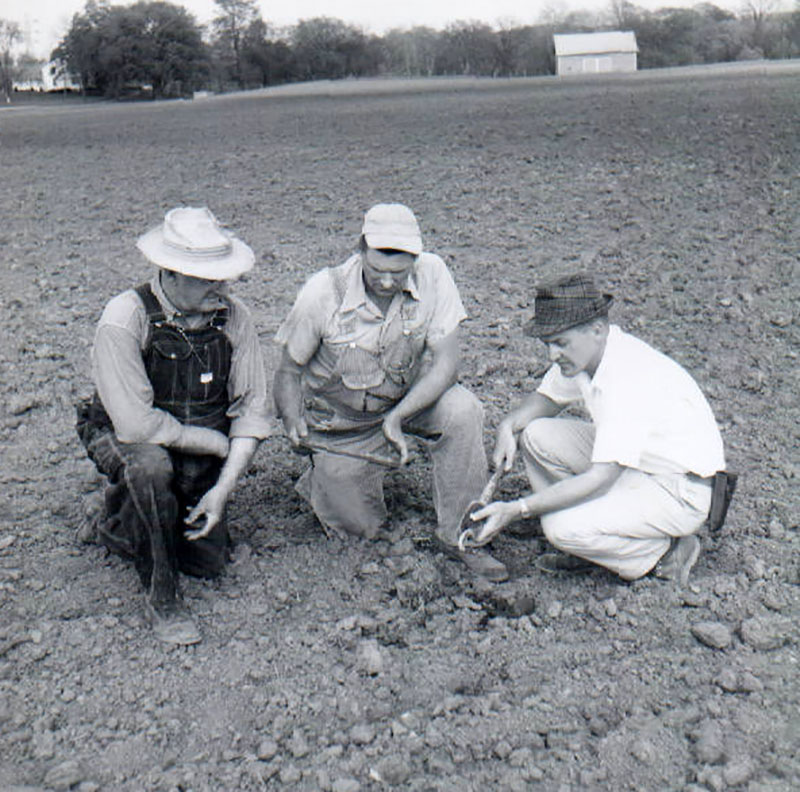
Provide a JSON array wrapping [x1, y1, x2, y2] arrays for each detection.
[[435, 539, 509, 582], [535, 553, 594, 574]]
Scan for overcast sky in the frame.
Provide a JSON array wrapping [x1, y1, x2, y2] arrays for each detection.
[[3, 0, 771, 57]]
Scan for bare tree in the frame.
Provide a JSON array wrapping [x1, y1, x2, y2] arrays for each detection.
[[609, 0, 640, 29], [212, 0, 259, 89], [741, 0, 779, 50], [0, 19, 22, 103]]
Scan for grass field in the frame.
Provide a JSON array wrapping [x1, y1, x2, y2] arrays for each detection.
[[1, 62, 798, 791]]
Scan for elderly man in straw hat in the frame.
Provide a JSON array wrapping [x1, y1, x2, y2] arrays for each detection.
[[273, 203, 507, 582], [467, 272, 728, 583], [77, 207, 271, 644]]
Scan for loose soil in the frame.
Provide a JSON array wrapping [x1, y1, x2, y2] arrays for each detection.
[[1, 63, 798, 792]]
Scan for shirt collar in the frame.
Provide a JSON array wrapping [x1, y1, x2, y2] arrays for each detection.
[[589, 324, 621, 390], [339, 255, 421, 314]]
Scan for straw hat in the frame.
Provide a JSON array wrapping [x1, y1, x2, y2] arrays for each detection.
[[136, 207, 255, 280]]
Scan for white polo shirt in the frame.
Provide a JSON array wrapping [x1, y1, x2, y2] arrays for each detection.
[[537, 325, 725, 477]]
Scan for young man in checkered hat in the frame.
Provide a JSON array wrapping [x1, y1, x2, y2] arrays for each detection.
[[468, 272, 727, 583]]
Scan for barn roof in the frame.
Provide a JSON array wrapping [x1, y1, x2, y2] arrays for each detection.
[[553, 31, 638, 57]]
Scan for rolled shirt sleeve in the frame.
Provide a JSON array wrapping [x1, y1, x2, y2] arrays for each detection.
[[420, 253, 467, 344], [274, 269, 334, 366], [536, 364, 583, 406], [224, 296, 273, 440]]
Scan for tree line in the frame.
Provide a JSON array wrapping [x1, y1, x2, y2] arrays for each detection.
[[2, 0, 799, 100]]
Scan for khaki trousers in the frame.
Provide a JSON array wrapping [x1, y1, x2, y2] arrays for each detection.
[[297, 384, 487, 544], [520, 418, 711, 580]]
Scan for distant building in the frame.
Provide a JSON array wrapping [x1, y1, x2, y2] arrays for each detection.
[[553, 31, 638, 76], [42, 60, 81, 92]]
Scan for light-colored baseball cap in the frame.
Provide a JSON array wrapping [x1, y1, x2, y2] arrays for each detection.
[[361, 203, 422, 256], [136, 207, 255, 280]]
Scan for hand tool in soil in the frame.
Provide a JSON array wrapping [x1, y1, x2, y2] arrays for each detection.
[[457, 468, 504, 551], [297, 438, 413, 468]]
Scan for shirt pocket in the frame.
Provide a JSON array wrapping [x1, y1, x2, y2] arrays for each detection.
[[381, 327, 424, 386], [335, 343, 386, 390], [152, 337, 193, 362]]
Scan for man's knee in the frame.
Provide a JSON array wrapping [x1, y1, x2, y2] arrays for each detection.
[[520, 418, 564, 464], [542, 511, 589, 551], [435, 385, 484, 433], [122, 444, 174, 491]]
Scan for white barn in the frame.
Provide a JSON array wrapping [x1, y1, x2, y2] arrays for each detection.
[[553, 31, 638, 76]]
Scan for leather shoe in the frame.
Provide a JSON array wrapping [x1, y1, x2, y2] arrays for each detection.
[[654, 535, 700, 587], [535, 552, 594, 574], [436, 540, 509, 582]]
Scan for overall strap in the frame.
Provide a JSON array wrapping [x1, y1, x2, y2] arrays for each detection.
[[328, 264, 349, 307], [210, 305, 229, 329], [134, 282, 166, 324], [134, 281, 229, 329]]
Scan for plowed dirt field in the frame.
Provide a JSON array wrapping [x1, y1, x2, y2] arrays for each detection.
[[1, 63, 798, 791]]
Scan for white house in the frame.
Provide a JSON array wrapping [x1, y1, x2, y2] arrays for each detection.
[[553, 31, 638, 76], [41, 60, 81, 91]]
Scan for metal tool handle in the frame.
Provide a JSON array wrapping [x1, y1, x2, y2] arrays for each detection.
[[478, 468, 503, 505], [297, 438, 405, 468], [457, 469, 504, 551]]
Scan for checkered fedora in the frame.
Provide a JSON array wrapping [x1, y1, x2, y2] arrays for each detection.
[[524, 272, 613, 337]]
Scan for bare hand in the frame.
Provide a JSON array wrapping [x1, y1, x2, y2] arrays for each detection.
[[184, 485, 229, 541], [468, 500, 518, 546], [382, 411, 409, 465], [493, 422, 518, 473]]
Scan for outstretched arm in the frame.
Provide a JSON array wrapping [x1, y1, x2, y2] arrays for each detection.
[[184, 436, 260, 540], [469, 461, 623, 545], [493, 392, 562, 472]]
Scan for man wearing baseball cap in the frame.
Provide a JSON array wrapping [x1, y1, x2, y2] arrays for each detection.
[[274, 203, 507, 582], [468, 272, 729, 584], [76, 207, 271, 644]]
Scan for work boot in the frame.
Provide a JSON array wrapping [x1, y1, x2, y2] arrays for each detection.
[[654, 535, 701, 587], [435, 539, 509, 582], [143, 595, 201, 646]]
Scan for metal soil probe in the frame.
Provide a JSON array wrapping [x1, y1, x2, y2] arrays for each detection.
[[297, 438, 409, 468], [457, 468, 503, 551]]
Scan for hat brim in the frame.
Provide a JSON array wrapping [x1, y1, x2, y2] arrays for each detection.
[[523, 294, 613, 338], [364, 232, 422, 257], [136, 226, 255, 281]]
